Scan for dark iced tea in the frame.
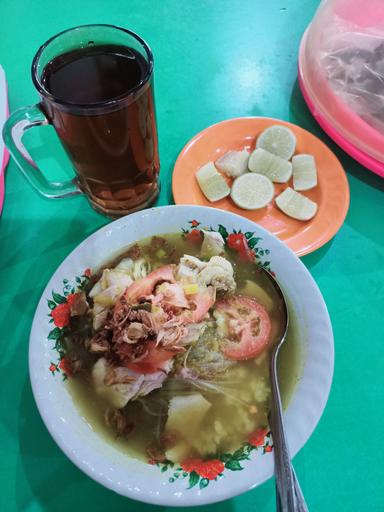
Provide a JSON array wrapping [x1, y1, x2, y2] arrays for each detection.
[[40, 43, 159, 216]]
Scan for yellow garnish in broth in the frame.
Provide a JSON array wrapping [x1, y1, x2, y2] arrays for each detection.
[[183, 283, 199, 295]]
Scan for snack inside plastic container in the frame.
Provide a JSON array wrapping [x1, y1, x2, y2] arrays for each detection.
[[299, 0, 384, 177]]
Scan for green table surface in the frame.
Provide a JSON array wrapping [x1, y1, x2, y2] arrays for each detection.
[[1, 1, 383, 511]]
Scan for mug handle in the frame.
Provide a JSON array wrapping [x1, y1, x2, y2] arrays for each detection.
[[2, 104, 81, 198]]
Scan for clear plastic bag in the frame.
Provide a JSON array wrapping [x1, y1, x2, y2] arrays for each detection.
[[319, 0, 384, 134], [300, 0, 384, 167]]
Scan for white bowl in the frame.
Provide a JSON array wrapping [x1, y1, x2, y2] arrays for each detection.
[[29, 205, 334, 506]]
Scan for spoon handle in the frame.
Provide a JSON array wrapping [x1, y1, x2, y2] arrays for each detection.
[[276, 474, 308, 512], [292, 468, 309, 512], [270, 348, 308, 511]]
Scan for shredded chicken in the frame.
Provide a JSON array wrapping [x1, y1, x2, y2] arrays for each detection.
[[104, 365, 137, 385], [125, 243, 142, 260], [179, 254, 206, 272], [157, 318, 188, 348], [158, 282, 189, 309], [93, 358, 169, 407], [69, 357, 83, 374], [198, 265, 236, 293], [87, 336, 110, 353], [209, 255, 234, 275], [178, 254, 236, 293], [138, 369, 171, 395], [125, 322, 151, 342], [69, 292, 89, 316], [151, 236, 167, 249], [179, 322, 206, 344], [84, 251, 236, 409], [160, 429, 180, 448], [146, 446, 166, 463], [197, 256, 236, 293], [105, 408, 134, 437]]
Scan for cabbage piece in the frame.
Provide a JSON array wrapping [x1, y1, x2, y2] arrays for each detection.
[[89, 280, 103, 298], [90, 266, 139, 319], [93, 285, 127, 307], [115, 258, 135, 273], [102, 269, 133, 289], [90, 268, 133, 299], [132, 259, 150, 280], [115, 257, 150, 280], [92, 303, 109, 331]]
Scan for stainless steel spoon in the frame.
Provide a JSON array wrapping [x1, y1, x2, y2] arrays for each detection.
[[260, 268, 308, 512]]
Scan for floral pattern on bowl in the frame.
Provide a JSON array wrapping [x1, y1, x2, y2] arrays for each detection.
[[156, 428, 273, 489], [182, 219, 273, 272], [47, 268, 91, 379]]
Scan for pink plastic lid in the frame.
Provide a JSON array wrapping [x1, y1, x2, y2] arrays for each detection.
[[335, 0, 384, 27], [299, 30, 384, 178], [297, 0, 384, 178]]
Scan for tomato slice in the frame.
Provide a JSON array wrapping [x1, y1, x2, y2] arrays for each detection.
[[179, 286, 216, 323], [125, 341, 175, 374], [190, 286, 216, 322], [215, 295, 271, 360], [123, 265, 175, 304]]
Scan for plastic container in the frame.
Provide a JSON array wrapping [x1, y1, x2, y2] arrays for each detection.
[[298, 0, 384, 177]]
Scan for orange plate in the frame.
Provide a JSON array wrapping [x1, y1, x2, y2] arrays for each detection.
[[172, 117, 350, 256]]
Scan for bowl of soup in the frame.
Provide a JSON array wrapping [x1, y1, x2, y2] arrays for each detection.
[[29, 205, 334, 506]]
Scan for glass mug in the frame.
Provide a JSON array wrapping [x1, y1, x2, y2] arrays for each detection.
[[3, 24, 160, 217]]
